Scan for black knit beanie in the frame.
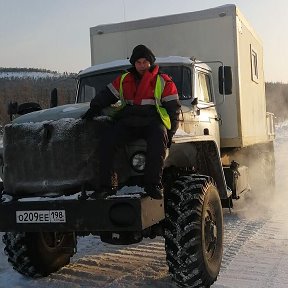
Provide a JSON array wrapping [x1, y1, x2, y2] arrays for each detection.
[[129, 44, 156, 66]]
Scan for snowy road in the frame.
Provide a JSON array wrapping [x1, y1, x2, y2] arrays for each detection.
[[0, 123, 287, 288]]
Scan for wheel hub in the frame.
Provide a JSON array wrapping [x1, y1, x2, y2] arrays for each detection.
[[42, 232, 64, 249], [210, 222, 217, 240], [204, 211, 217, 257]]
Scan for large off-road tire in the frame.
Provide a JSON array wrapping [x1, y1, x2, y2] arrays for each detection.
[[2, 231, 76, 277], [164, 175, 223, 288]]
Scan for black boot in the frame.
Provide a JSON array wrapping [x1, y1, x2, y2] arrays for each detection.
[[144, 184, 164, 200]]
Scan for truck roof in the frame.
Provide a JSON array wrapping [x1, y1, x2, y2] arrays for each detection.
[[90, 4, 259, 43], [78, 56, 210, 77], [91, 4, 237, 35]]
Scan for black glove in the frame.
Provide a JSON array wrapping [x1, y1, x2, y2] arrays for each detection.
[[81, 106, 101, 120]]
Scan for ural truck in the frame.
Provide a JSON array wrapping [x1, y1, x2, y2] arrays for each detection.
[[0, 4, 275, 288]]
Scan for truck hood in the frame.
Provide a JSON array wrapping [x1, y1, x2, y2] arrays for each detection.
[[13, 103, 89, 124]]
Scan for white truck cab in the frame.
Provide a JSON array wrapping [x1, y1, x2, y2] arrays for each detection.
[[77, 56, 228, 149]]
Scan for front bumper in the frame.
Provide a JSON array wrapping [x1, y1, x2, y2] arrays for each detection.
[[0, 195, 165, 233]]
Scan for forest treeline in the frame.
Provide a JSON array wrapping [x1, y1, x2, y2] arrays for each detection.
[[0, 67, 60, 73], [0, 73, 287, 128], [265, 82, 288, 122], [0, 75, 77, 126]]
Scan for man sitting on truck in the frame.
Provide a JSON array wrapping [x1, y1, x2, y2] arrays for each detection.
[[82, 44, 181, 199]]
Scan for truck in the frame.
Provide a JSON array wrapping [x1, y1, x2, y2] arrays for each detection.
[[0, 4, 275, 288]]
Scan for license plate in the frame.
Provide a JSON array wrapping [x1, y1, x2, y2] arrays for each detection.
[[16, 210, 66, 223]]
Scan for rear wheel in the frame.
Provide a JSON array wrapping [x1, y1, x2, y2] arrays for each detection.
[[3, 231, 76, 277], [164, 175, 223, 287]]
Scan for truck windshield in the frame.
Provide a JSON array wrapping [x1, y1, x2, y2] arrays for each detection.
[[77, 71, 124, 103], [160, 66, 192, 100], [77, 65, 191, 103]]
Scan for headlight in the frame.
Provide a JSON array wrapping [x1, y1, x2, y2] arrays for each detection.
[[131, 153, 146, 172]]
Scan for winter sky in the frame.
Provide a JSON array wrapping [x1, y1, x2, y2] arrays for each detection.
[[0, 0, 287, 83]]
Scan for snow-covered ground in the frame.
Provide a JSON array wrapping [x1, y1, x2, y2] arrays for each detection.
[[0, 121, 287, 288]]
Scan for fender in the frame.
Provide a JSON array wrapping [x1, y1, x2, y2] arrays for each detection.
[[165, 138, 230, 199]]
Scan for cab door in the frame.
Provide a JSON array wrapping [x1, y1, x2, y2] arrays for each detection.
[[180, 67, 220, 145], [193, 68, 220, 146]]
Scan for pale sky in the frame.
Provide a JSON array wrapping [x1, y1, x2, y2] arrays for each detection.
[[0, 0, 287, 82]]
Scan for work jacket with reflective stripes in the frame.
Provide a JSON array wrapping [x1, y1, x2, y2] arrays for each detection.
[[108, 65, 179, 129], [90, 65, 181, 134]]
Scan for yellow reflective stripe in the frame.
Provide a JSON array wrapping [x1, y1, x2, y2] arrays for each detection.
[[119, 72, 129, 101], [159, 75, 166, 93], [157, 107, 171, 130], [154, 75, 171, 130], [154, 75, 164, 101]]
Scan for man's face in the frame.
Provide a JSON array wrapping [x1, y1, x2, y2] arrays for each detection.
[[135, 58, 151, 76]]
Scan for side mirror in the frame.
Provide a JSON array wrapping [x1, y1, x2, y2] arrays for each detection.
[[218, 66, 232, 95], [17, 102, 42, 115], [50, 88, 58, 108]]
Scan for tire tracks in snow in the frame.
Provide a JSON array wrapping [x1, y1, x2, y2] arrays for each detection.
[[214, 213, 288, 288], [38, 213, 268, 288], [220, 211, 265, 272], [0, 216, 270, 288], [45, 238, 176, 288]]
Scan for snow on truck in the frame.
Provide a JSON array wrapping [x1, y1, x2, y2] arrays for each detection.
[[0, 4, 275, 288]]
